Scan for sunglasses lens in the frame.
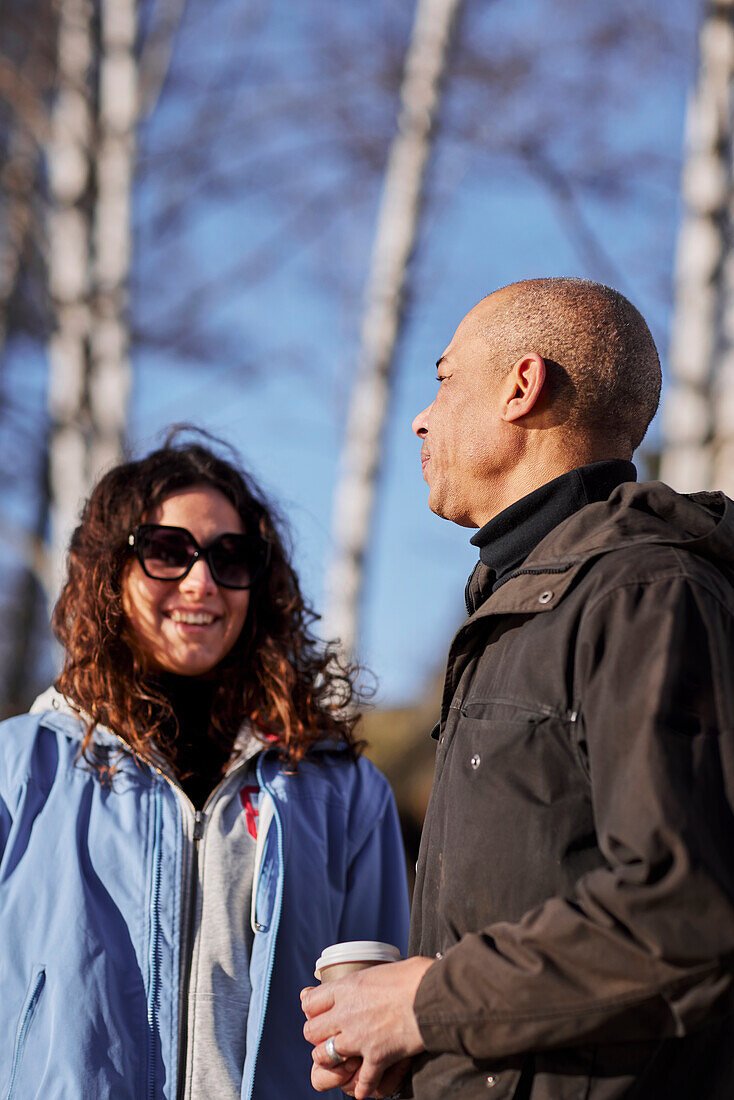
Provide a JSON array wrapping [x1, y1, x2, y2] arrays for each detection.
[[139, 528, 194, 579], [208, 534, 264, 588]]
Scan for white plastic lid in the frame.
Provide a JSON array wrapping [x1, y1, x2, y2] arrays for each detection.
[[314, 940, 402, 978]]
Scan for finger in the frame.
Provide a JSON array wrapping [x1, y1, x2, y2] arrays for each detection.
[[301, 984, 335, 1017], [303, 1009, 341, 1046], [353, 1058, 392, 1100], [311, 1052, 361, 1077], [312, 1046, 361, 1068], [312, 1037, 358, 1068], [311, 1060, 360, 1093]]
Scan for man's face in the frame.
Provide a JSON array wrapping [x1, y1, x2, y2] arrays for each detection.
[[412, 295, 517, 528]]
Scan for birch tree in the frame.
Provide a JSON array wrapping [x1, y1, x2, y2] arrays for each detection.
[[89, 0, 137, 480], [46, 0, 96, 596], [46, 0, 137, 597], [661, 0, 734, 494], [322, 0, 463, 657]]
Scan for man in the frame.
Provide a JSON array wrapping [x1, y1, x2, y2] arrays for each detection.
[[302, 278, 734, 1099]]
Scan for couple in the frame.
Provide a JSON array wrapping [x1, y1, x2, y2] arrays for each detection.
[[3, 278, 734, 1099]]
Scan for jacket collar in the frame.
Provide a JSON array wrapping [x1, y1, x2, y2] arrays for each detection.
[[465, 482, 734, 622]]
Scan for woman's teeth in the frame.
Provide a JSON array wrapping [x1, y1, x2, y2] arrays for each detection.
[[169, 610, 216, 625]]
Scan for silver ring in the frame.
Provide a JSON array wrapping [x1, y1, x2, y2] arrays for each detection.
[[324, 1035, 346, 1066]]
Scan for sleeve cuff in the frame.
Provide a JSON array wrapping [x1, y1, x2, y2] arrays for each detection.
[[413, 954, 468, 1055]]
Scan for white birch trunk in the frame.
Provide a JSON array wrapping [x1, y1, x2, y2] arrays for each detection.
[[322, 0, 462, 657], [47, 0, 137, 599], [47, 0, 95, 597], [661, 0, 734, 492], [713, 23, 734, 493], [89, 0, 136, 476]]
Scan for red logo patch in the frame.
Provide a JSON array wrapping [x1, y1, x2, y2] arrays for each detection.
[[239, 785, 260, 839]]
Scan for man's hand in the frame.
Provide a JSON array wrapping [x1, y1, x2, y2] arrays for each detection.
[[301, 956, 434, 1099]]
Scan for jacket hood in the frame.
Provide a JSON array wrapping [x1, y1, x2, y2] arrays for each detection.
[[467, 481, 734, 617], [31, 686, 121, 747], [529, 481, 734, 568], [29, 686, 262, 772]]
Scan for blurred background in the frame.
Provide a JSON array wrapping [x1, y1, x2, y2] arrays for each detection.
[[1, 0, 732, 862]]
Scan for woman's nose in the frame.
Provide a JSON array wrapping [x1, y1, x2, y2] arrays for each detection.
[[180, 558, 217, 595]]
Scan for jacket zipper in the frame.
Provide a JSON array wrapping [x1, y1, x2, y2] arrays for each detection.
[[147, 786, 163, 1100], [6, 966, 46, 1100], [494, 562, 573, 590], [175, 808, 205, 1100], [119, 742, 197, 1100], [244, 758, 284, 1100], [464, 561, 481, 615]]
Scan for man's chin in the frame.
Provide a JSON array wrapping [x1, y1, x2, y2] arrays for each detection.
[[428, 493, 476, 528]]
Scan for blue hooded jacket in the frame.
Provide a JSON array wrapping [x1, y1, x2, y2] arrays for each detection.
[[0, 703, 410, 1099]]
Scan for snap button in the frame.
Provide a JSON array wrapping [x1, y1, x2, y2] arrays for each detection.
[[470, 753, 481, 770], [486, 1075, 498, 1088], [538, 590, 554, 604]]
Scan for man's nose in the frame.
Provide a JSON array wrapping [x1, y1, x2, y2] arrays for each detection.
[[412, 404, 431, 438]]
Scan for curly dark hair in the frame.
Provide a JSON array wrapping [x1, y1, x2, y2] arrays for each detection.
[[53, 428, 366, 777]]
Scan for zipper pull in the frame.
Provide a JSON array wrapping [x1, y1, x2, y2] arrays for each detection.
[[193, 811, 206, 842]]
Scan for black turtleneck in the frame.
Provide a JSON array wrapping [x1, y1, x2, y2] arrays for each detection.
[[156, 674, 231, 809], [470, 459, 637, 593]]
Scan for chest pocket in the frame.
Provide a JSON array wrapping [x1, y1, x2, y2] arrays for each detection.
[[437, 699, 595, 929], [454, 698, 582, 803]]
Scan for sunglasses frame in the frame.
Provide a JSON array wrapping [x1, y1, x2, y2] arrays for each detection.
[[128, 524, 270, 590]]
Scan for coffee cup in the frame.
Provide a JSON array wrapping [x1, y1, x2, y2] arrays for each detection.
[[314, 940, 402, 983]]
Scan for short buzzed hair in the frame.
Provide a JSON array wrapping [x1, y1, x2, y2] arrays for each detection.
[[484, 278, 661, 455]]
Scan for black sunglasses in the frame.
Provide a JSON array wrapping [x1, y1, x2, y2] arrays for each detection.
[[128, 524, 270, 590]]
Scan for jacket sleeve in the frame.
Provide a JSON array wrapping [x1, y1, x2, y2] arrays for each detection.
[[337, 760, 411, 956], [414, 573, 734, 1059]]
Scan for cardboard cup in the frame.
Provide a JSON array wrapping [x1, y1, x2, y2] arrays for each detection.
[[314, 940, 402, 983]]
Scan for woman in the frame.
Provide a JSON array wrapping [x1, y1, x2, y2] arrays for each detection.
[[0, 433, 409, 1100]]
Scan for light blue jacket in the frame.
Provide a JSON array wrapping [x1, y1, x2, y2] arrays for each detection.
[[0, 705, 410, 1099]]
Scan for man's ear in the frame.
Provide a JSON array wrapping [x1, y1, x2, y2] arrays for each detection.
[[500, 353, 546, 423]]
